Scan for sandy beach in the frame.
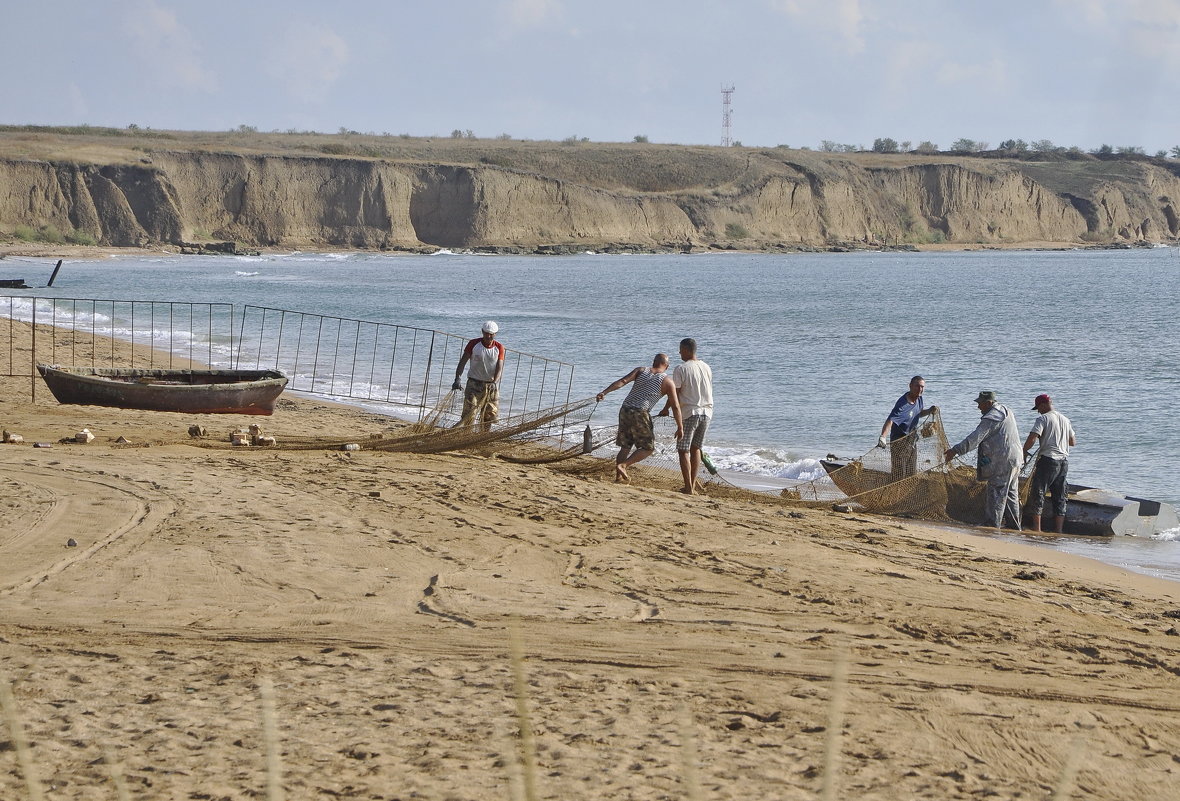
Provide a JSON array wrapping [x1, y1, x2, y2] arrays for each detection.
[[1, 317, 1180, 801]]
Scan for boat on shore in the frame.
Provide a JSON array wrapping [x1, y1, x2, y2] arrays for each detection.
[[36, 364, 288, 415], [819, 457, 1178, 537]]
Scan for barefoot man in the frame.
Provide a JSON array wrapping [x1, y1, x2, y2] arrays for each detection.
[[598, 353, 682, 484], [660, 337, 714, 494]]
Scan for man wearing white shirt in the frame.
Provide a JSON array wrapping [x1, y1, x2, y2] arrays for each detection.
[[1022, 393, 1077, 533], [660, 337, 713, 495]]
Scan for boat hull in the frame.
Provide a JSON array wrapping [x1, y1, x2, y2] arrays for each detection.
[[36, 365, 288, 415]]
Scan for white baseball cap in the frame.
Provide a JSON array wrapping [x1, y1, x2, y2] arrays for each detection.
[[481, 320, 499, 334]]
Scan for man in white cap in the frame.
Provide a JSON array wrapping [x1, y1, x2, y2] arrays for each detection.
[[944, 390, 1022, 530], [1022, 393, 1076, 533], [452, 321, 504, 429]]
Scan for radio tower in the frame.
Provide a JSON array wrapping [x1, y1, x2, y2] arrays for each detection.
[[721, 85, 735, 147]]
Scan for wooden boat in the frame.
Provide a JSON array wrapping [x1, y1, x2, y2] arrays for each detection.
[[36, 364, 288, 415], [820, 457, 1178, 537]]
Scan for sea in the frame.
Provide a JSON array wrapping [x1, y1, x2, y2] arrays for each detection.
[[5, 246, 1179, 581]]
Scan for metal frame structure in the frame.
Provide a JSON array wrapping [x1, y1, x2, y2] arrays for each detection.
[[721, 84, 735, 147], [234, 305, 575, 422], [1, 296, 575, 423], [0, 296, 237, 400]]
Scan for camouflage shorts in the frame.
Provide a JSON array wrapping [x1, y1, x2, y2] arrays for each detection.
[[615, 406, 655, 451], [460, 379, 499, 425]]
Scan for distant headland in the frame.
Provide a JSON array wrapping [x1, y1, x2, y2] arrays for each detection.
[[2, 126, 1178, 255]]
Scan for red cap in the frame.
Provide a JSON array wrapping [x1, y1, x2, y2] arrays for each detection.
[[1032, 393, 1051, 410]]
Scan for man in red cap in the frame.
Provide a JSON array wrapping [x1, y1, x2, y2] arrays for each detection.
[[1022, 394, 1077, 533]]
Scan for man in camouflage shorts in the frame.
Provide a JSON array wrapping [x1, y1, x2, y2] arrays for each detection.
[[597, 353, 682, 483]]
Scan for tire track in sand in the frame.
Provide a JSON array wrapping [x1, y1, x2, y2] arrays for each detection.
[[0, 459, 175, 597]]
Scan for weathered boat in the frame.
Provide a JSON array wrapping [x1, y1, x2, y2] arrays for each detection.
[[1061, 484, 1180, 537], [819, 457, 1178, 537], [36, 364, 288, 415]]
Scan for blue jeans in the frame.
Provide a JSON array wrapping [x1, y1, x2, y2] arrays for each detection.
[[1029, 456, 1068, 517]]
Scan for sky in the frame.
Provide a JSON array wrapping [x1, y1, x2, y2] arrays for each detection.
[[3, 0, 1180, 153]]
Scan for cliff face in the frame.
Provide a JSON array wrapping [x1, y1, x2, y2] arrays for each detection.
[[3, 149, 1179, 250], [871, 165, 1088, 243]]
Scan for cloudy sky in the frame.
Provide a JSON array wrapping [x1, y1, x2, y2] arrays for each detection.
[[3, 0, 1179, 152]]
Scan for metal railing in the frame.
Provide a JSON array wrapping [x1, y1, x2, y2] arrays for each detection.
[[0, 296, 235, 376], [234, 305, 575, 420], [1, 297, 576, 423]]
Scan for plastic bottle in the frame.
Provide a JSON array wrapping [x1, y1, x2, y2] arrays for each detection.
[[701, 452, 718, 475]]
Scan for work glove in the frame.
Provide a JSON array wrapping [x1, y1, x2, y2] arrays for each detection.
[[876, 436, 888, 449], [451, 379, 463, 391]]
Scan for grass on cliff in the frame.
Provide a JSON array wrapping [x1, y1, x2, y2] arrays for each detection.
[[2, 124, 1175, 202], [0, 126, 757, 194]]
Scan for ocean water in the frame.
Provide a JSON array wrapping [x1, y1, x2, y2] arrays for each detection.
[[6, 246, 1179, 580]]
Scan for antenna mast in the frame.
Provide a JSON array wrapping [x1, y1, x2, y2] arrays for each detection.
[[721, 85, 735, 147]]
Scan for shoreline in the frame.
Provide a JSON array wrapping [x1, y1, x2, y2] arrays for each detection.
[[0, 237, 1169, 264], [3, 293, 1176, 589]]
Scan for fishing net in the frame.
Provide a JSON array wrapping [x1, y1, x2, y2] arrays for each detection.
[[245, 400, 1032, 526], [264, 390, 736, 495], [542, 414, 753, 497], [780, 410, 1036, 524], [267, 389, 597, 455]]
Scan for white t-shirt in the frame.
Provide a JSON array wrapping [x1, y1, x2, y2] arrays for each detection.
[[1029, 410, 1074, 460], [463, 338, 505, 382], [673, 359, 713, 418]]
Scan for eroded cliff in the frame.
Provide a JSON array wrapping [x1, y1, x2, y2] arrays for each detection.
[[3, 145, 1179, 251]]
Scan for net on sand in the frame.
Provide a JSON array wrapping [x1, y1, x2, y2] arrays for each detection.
[[269, 390, 597, 455], [214, 398, 1032, 525], [262, 396, 739, 492]]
